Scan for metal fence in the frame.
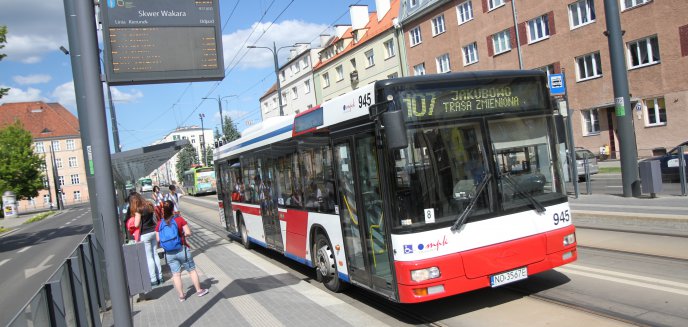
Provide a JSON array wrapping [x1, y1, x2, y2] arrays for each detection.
[[7, 233, 108, 327]]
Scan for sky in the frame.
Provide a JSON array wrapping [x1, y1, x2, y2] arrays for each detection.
[[0, 0, 377, 152]]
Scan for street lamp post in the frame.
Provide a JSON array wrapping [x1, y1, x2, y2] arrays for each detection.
[[199, 113, 207, 166], [203, 95, 236, 138], [247, 42, 297, 116]]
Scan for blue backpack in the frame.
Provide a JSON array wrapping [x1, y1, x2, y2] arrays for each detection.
[[159, 218, 182, 252]]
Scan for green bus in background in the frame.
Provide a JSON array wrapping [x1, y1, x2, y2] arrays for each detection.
[[137, 177, 153, 192], [182, 166, 217, 196]]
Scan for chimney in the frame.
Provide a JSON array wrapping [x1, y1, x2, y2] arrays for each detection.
[[320, 34, 331, 48], [350, 5, 369, 30], [375, 0, 391, 22], [335, 25, 351, 38]]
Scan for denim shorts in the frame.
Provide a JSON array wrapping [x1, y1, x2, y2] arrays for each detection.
[[165, 247, 196, 273]]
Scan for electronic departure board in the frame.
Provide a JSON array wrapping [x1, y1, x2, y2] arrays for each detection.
[[100, 0, 224, 85]]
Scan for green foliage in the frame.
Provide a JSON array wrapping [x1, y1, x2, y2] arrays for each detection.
[[0, 26, 9, 98], [0, 122, 45, 200], [205, 146, 214, 167], [222, 116, 241, 143], [23, 211, 55, 224], [175, 144, 198, 181]]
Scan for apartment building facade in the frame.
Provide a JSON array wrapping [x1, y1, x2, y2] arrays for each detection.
[[152, 126, 214, 185], [399, 0, 688, 157], [0, 101, 90, 211]]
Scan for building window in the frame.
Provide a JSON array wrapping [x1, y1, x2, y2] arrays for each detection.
[[384, 39, 395, 59], [292, 64, 300, 74], [528, 15, 550, 43], [409, 27, 422, 47], [322, 73, 330, 87], [488, 0, 504, 11], [365, 50, 375, 67], [463, 42, 478, 65], [68, 157, 78, 168], [535, 64, 556, 80], [456, 1, 473, 25], [71, 174, 80, 185], [569, 0, 596, 29], [302, 57, 309, 69], [73, 190, 81, 201], [304, 80, 311, 94], [409, 0, 418, 8], [388, 72, 399, 79], [576, 52, 602, 81], [582, 109, 600, 135], [431, 14, 446, 36], [292, 87, 298, 99], [627, 35, 660, 69], [436, 53, 451, 73], [52, 140, 60, 152], [280, 71, 286, 81], [413, 63, 426, 76], [493, 29, 511, 55], [191, 138, 196, 144], [336, 65, 344, 81], [35, 142, 45, 154], [55, 158, 63, 169], [59, 176, 65, 186], [66, 139, 75, 150], [644, 97, 667, 126], [622, 0, 650, 10], [43, 194, 50, 204], [42, 176, 49, 189]]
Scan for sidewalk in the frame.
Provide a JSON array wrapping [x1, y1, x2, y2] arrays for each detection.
[[101, 220, 390, 327]]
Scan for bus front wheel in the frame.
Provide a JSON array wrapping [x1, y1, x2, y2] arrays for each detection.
[[239, 215, 251, 250], [313, 233, 345, 292]]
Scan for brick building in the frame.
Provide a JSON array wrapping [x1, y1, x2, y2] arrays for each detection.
[[0, 101, 90, 211], [399, 0, 688, 157]]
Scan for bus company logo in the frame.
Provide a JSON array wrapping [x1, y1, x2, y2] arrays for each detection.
[[417, 235, 449, 252], [403, 244, 413, 254], [342, 100, 356, 113]]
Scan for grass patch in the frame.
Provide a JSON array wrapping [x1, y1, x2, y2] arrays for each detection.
[[23, 211, 56, 224], [0, 227, 8, 233], [599, 167, 622, 174]]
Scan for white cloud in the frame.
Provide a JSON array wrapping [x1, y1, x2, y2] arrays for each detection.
[[0, 85, 46, 104], [13, 74, 53, 85], [52, 82, 76, 106], [224, 20, 330, 70], [0, 1, 67, 63], [110, 87, 144, 103]]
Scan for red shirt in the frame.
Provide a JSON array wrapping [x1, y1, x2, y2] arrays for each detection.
[[156, 216, 189, 248]]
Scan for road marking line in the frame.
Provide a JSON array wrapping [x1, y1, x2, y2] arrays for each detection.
[[557, 266, 688, 296], [65, 222, 71, 225], [18, 246, 32, 253], [59, 226, 65, 229], [571, 203, 688, 212], [0, 259, 10, 267]]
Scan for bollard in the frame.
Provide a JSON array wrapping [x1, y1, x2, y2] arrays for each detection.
[[583, 157, 592, 194], [680, 145, 686, 196]]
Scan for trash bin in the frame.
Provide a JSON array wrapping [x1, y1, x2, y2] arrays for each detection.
[[652, 147, 667, 156], [3, 191, 18, 218], [639, 160, 663, 196]]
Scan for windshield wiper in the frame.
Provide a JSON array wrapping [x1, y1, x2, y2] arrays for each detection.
[[451, 173, 492, 232], [501, 173, 546, 213]]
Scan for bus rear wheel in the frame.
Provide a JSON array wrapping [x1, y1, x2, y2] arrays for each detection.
[[313, 234, 345, 292], [239, 215, 251, 250]]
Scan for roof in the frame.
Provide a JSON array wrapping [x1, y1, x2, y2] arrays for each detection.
[[0, 101, 80, 139], [313, 0, 400, 71], [260, 82, 278, 101], [111, 139, 190, 185]]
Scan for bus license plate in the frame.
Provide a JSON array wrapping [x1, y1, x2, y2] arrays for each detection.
[[490, 267, 528, 287]]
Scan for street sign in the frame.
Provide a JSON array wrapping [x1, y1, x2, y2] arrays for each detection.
[[100, 0, 225, 85], [549, 73, 565, 96]]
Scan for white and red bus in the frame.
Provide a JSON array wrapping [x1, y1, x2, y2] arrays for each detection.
[[214, 70, 577, 303]]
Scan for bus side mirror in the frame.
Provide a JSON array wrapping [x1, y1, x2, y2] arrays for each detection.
[[383, 110, 408, 150]]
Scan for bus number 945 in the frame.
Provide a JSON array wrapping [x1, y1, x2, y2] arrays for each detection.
[[552, 210, 570, 225], [358, 93, 372, 108]]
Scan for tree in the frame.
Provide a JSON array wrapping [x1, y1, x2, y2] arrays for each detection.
[[175, 144, 198, 181], [205, 146, 214, 167], [0, 26, 9, 99], [222, 116, 240, 143], [0, 122, 45, 200]]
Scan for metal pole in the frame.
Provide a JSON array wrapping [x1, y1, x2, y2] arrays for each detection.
[[200, 114, 207, 166], [217, 95, 224, 137], [680, 145, 686, 196], [562, 69, 579, 198], [63, 0, 104, 244], [106, 82, 121, 153], [510, 0, 524, 70], [273, 42, 284, 116], [603, 0, 641, 197], [49, 144, 62, 210], [65, 0, 133, 325]]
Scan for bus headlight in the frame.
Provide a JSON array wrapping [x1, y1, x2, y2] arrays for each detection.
[[563, 233, 576, 246], [410, 267, 441, 282]]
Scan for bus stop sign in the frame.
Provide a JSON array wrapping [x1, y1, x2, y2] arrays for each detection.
[[549, 74, 566, 96]]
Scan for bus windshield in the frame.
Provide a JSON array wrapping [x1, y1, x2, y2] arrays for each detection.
[[391, 118, 565, 230]]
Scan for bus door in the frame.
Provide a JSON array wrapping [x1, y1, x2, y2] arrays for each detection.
[[261, 159, 284, 252], [334, 133, 394, 296]]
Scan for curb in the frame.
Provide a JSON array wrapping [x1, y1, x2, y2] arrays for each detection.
[[572, 210, 688, 222]]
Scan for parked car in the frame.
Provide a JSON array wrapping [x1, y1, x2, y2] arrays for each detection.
[[574, 148, 599, 181], [646, 141, 688, 182]]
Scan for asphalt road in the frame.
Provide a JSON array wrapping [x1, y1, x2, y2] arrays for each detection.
[[0, 205, 93, 326]]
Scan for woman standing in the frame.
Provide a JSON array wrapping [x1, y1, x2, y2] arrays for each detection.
[[156, 200, 209, 301], [152, 185, 163, 206], [129, 194, 163, 286]]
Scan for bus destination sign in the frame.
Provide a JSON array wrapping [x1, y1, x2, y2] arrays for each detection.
[[400, 79, 546, 121], [100, 0, 224, 85]]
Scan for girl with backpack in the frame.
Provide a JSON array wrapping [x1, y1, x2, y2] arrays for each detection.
[[156, 200, 209, 301], [129, 193, 163, 287]]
